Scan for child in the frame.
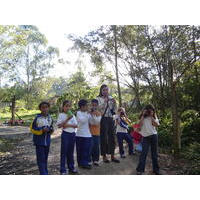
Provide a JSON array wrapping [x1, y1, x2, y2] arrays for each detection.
[[30, 101, 54, 175], [56, 100, 78, 175], [131, 124, 143, 152], [115, 107, 134, 158], [136, 104, 160, 175], [76, 99, 92, 169], [89, 99, 102, 166]]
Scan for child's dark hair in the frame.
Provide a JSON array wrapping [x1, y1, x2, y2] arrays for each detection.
[[139, 104, 156, 119], [62, 100, 71, 112], [91, 99, 99, 105], [98, 84, 108, 97], [39, 101, 50, 110], [78, 99, 88, 109]]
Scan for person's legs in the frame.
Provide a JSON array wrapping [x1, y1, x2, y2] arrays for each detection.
[[124, 133, 134, 155], [107, 118, 116, 156], [117, 132, 125, 156], [76, 136, 82, 166], [60, 132, 68, 174], [67, 133, 76, 171], [36, 145, 48, 175], [136, 136, 150, 173], [81, 137, 92, 167], [150, 134, 159, 174], [100, 117, 109, 157], [44, 145, 50, 174], [92, 135, 100, 162]]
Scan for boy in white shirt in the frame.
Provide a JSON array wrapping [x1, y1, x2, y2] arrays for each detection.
[[56, 100, 78, 175], [76, 99, 92, 169]]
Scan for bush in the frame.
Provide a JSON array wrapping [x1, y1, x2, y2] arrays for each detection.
[[158, 115, 173, 148], [181, 142, 200, 175], [181, 110, 200, 146], [183, 142, 200, 161]]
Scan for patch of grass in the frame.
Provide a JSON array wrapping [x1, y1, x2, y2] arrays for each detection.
[[0, 110, 40, 126]]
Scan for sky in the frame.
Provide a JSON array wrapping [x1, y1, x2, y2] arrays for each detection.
[[37, 24, 102, 84]]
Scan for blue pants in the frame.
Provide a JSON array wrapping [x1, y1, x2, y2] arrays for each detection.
[[136, 134, 159, 173], [35, 145, 49, 175], [91, 135, 100, 162], [117, 132, 133, 156], [76, 136, 92, 167], [60, 131, 76, 173]]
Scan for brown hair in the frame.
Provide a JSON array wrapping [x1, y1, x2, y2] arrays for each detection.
[[139, 104, 156, 119], [98, 84, 108, 97]]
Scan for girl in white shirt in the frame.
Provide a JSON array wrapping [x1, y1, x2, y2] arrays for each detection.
[[57, 100, 78, 175], [76, 99, 92, 169], [136, 104, 160, 175], [115, 107, 134, 158]]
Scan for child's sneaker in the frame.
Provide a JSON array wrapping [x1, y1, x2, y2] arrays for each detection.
[[129, 151, 136, 156], [80, 165, 92, 169], [120, 154, 126, 158], [93, 161, 99, 166], [69, 169, 79, 175], [60, 172, 68, 175], [136, 171, 143, 175]]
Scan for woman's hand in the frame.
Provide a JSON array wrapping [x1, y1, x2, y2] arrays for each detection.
[[111, 98, 116, 104]]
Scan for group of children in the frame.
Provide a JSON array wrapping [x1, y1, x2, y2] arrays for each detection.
[[30, 99, 160, 175]]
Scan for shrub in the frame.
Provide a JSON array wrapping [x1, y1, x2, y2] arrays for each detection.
[[181, 110, 200, 146]]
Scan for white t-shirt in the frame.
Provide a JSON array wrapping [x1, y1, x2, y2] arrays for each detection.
[[89, 113, 101, 125], [140, 117, 160, 137], [76, 111, 92, 137], [115, 115, 128, 133], [56, 113, 78, 133]]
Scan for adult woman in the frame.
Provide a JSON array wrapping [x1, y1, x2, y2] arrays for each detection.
[[96, 84, 120, 163]]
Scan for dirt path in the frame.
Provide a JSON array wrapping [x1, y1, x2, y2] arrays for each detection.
[[0, 128, 176, 175]]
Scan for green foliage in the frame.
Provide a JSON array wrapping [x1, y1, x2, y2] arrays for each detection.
[[158, 113, 173, 148], [183, 142, 200, 161], [57, 70, 99, 111], [181, 110, 200, 146], [181, 142, 200, 175]]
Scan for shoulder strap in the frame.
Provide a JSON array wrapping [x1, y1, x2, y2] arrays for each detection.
[[102, 102, 109, 117]]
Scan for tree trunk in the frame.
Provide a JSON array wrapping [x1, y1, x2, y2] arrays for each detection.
[[171, 82, 181, 157], [114, 25, 122, 107], [11, 95, 16, 126]]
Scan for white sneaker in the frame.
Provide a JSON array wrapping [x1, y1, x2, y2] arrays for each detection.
[[93, 161, 99, 166], [60, 172, 68, 175]]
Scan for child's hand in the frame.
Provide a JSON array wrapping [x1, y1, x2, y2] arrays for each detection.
[[43, 127, 49, 133]]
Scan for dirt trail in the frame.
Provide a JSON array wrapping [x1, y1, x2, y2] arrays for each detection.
[[0, 128, 175, 175]]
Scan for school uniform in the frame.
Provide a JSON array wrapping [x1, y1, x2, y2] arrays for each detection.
[[56, 113, 78, 174], [136, 117, 160, 174], [115, 115, 133, 157], [89, 112, 101, 162], [76, 111, 92, 167], [30, 114, 53, 175]]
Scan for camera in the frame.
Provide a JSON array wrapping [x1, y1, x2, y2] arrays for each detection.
[[120, 111, 125, 116], [143, 109, 151, 118], [91, 108, 97, 112]]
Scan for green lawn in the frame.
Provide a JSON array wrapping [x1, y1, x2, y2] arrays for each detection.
[[0, 109, 57, 126]]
